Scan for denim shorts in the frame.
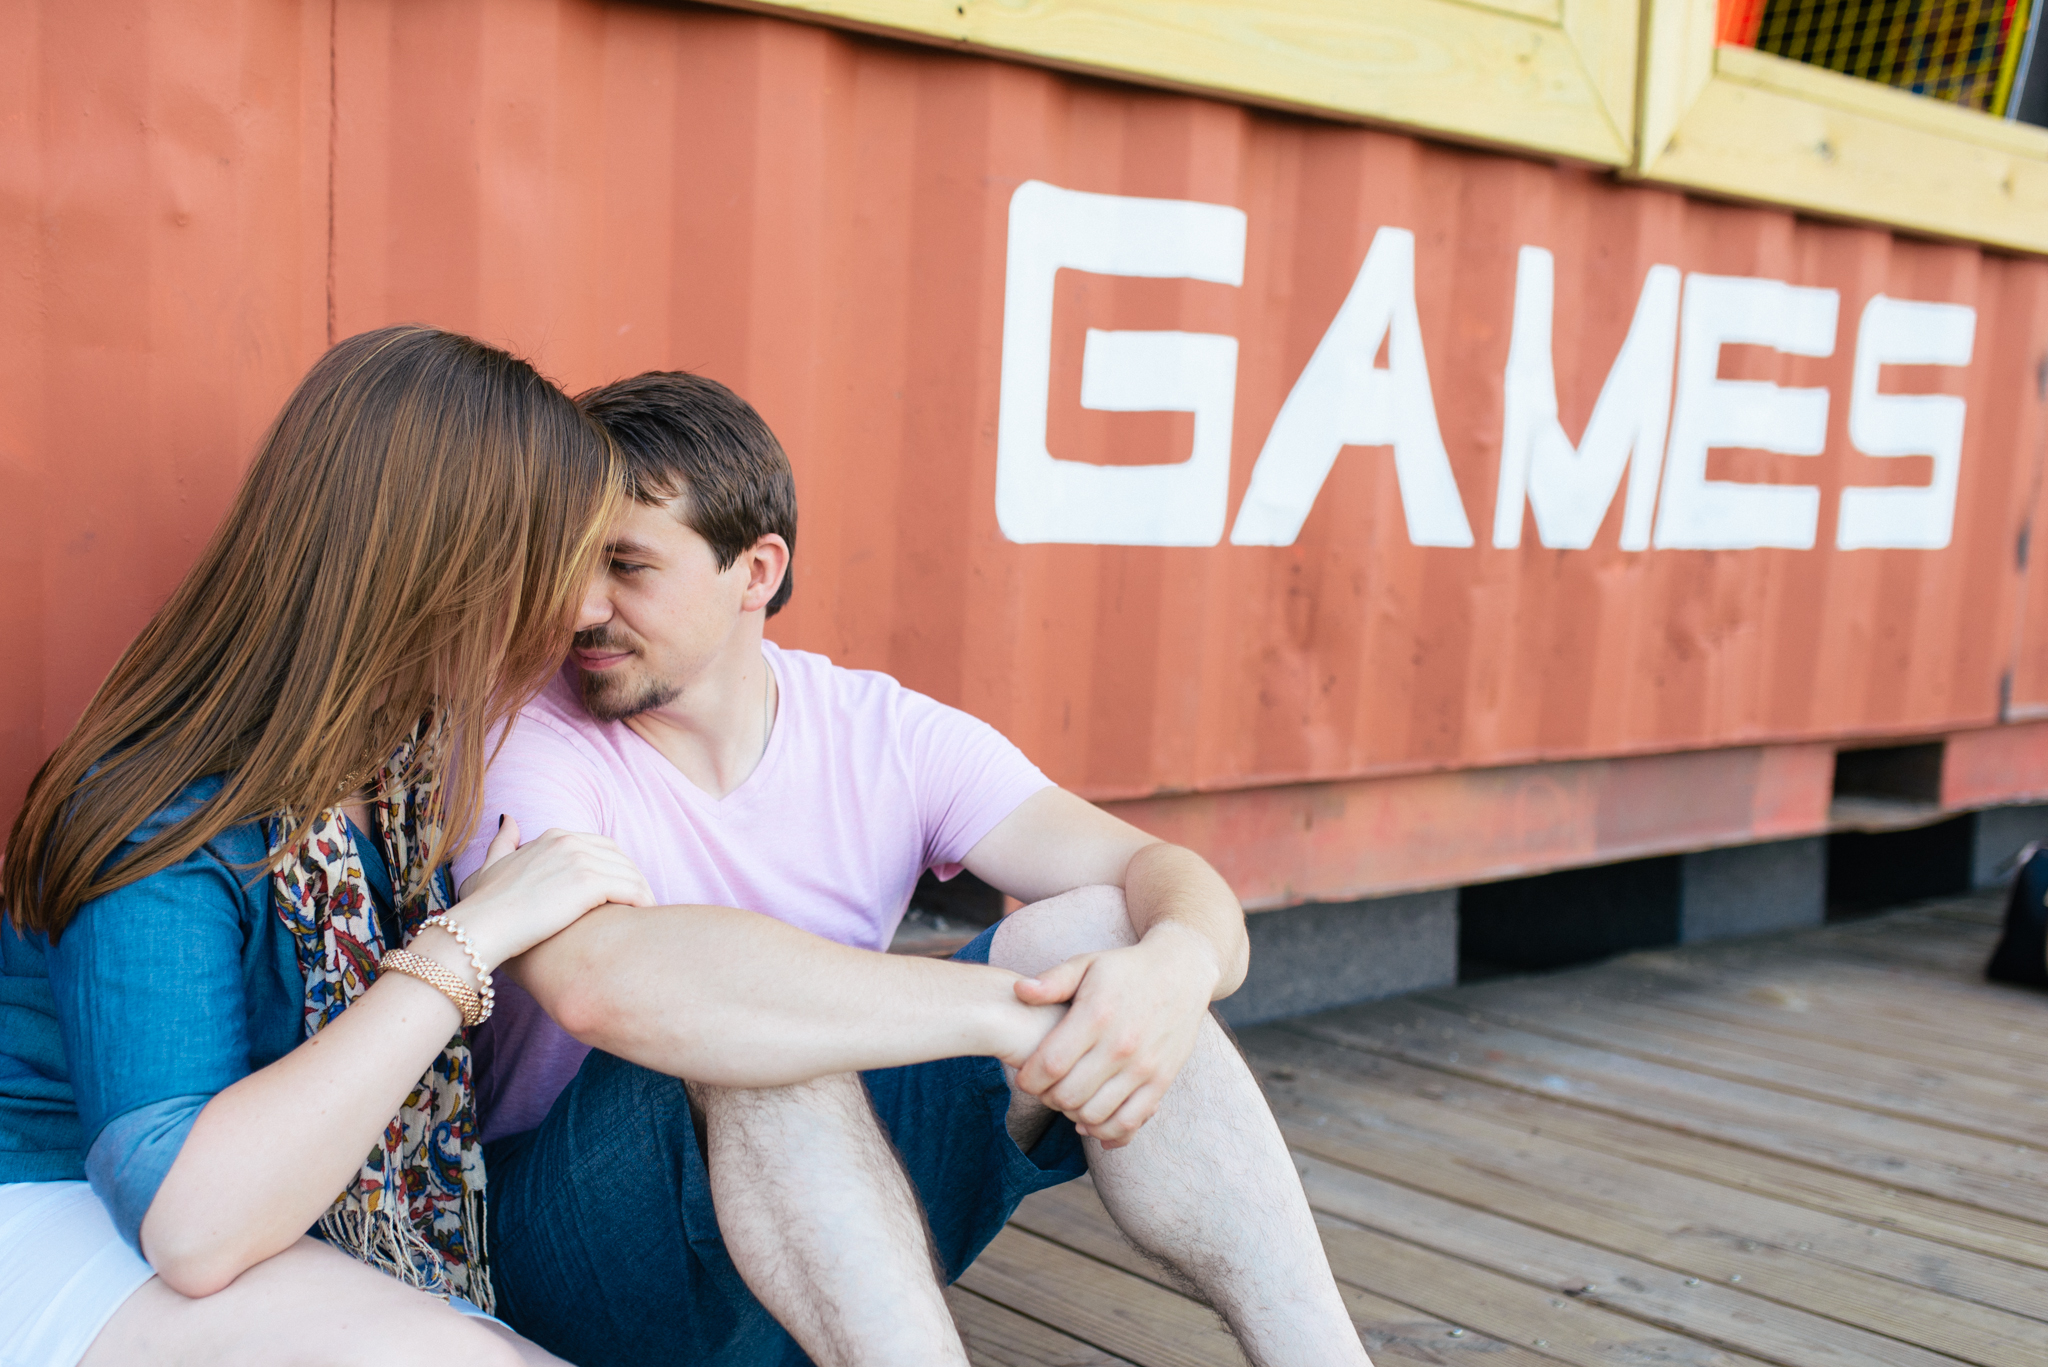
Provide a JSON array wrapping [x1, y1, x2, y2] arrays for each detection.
[[482, 923, 1087, 1367]]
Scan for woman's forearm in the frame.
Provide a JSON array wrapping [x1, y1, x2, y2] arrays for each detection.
[[138, 972, 465, 1297], [507, 904, 1062, 1088], [139, 825, 667, 1295]]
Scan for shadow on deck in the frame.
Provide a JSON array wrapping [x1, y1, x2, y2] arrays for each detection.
[[950, 889, 2048, 1366]]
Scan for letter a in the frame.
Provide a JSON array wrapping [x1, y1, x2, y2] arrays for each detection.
[[1229, 227, 1473, 547], [1494, 248, 1680, 551]]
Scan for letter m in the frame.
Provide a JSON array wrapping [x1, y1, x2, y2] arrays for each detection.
[[1493, 247, 1680, 551]]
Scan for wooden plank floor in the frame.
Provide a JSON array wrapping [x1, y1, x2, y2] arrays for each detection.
[[951, 890, 2048, 1366]]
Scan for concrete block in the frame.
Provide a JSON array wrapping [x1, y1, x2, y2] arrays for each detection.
[[1679, 838, 1825, 944], [1973, 805, 2048, 888], [1217, 890, 1456, 1027]]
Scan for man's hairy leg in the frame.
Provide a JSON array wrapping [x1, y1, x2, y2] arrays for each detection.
[[992, 889, 1372, 1367], [688, 1074, 969, 1367]]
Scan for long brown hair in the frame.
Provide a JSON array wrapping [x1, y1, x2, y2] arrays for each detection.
[[5, 325, 619, 938]]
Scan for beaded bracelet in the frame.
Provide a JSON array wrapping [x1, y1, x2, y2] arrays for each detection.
[[419, 914, 496, 1025], [381, 948, 485, 1028]]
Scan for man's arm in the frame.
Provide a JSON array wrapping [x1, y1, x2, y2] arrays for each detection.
[[958, 787, 1249, 1146], [498, 904, 1064, 1088], [454, 721, 1064, 1089]]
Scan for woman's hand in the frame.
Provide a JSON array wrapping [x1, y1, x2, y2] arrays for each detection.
[[445, 816, 655, 971], [986, 989, 1070, 1075]]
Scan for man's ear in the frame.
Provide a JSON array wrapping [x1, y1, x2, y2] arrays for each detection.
[[739, 535, 791, 613]]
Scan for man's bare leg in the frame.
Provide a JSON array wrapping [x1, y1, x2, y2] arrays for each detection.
[[690, 1074, 969, 1367], [992, 887, 1373, 1367]]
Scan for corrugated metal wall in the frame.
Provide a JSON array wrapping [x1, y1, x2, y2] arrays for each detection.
[[0, 0, 331, 831], [4, 0, 2045, 850]]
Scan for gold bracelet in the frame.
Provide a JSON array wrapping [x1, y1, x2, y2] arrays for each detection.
[[381, 948, 484, 1028], [419, 914, 495, 1023]]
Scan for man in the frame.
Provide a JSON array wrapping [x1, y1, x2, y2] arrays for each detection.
[[455, 372, 1371, 1367]]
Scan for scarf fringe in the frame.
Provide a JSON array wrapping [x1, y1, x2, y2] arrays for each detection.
[[317, 1193, 494, 1314], [464, 1183, 494, 1314]]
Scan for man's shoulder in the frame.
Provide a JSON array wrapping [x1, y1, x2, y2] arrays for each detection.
[[462, 672, 620, 871], [770, 643, 1011, 765], [518, 666, 595, 728], [493, 670, 616, 774], [771, 643, 913, 711]]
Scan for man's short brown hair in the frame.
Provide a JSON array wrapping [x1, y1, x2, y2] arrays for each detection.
[[575, 372, 797, 616]]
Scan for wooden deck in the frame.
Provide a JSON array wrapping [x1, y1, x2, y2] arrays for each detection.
[[948, 890, 2048, 1366]]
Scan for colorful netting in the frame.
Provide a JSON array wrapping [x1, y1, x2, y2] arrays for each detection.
[[1723, 0, 2036, 115]]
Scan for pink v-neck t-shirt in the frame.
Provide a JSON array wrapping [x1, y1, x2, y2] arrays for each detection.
[[451, 642, 1052, 1142]]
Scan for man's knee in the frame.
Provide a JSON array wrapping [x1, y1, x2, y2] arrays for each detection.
[[988, 885, 1137, 979], [689, 1072, 884, 1165], [689, 1071, 870, 1122]]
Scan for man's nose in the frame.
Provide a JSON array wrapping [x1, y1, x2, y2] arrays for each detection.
[[574, 580, 613, 631]]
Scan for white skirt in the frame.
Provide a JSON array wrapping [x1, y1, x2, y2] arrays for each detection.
[[0, 1180, 505, 1365], [0, 1181, 156, 1367]]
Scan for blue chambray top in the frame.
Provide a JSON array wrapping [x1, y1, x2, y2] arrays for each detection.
[[0, 775, 395, 1249]]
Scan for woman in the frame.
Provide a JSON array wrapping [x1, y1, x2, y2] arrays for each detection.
[[0, 326, 652, 1365]]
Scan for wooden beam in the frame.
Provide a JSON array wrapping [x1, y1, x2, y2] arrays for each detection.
[[1635, 21, 2048, 255], [711, 0, 1637, 165]]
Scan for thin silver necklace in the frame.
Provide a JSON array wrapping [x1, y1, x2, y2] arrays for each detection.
[[760, 666, 774, 764]]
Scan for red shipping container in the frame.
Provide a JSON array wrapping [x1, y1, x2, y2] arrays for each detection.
[[6, 0, 2045, 906]]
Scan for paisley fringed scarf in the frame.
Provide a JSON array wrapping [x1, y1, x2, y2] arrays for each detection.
[[267, 714, 491, 1309]]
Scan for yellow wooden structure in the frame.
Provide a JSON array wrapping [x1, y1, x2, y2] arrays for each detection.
[[722, 0, 2048, 253]]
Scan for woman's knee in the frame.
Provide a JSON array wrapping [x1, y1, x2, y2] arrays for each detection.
[[390, 1312, 540, 1367], [300, 1294, 540, 1367], [85, 1239, 542, 1367], [988, 885, 1138, 978]]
